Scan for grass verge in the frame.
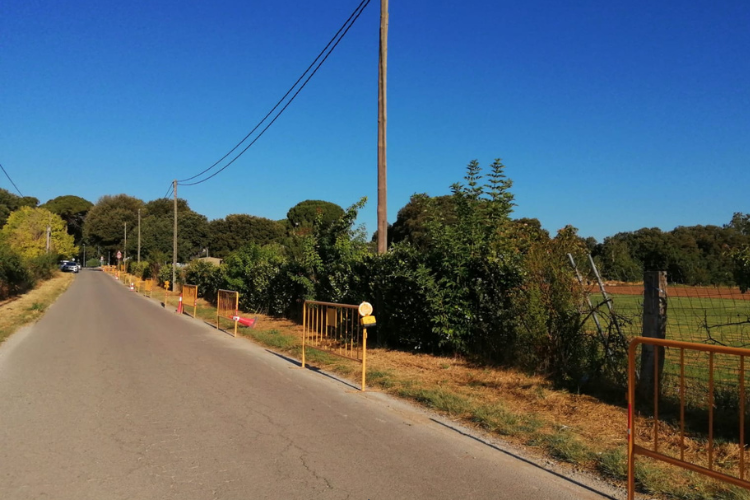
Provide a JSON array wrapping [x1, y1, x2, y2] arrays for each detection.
[[0, 271, 76, 344]]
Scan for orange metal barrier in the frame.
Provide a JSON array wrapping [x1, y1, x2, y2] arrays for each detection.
[[302, 300, 368, 390], [217, 289, 239, 337], [182, 284, 198, 318], [628, 338, 750, 498], [143, 279, 153, 297]]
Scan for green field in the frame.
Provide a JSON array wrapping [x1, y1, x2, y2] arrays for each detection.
[[593, 292, 750, 396], [603, 293, 750, 346]]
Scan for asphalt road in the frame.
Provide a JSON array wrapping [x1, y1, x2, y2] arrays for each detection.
[[0, 270, 622, 499]]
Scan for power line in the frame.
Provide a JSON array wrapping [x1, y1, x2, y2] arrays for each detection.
[[163, 182, 174, 200], [0, 162, 23, 196], [178, 0, 372, 187], [178, 0, 369, 185]]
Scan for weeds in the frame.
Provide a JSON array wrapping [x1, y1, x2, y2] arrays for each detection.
[[530, 431, 593, 464]]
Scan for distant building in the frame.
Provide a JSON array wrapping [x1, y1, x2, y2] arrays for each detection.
[[196, 257, 222, 266]]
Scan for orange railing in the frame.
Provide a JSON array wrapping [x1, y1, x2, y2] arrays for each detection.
[[628, 338, 750, 498]]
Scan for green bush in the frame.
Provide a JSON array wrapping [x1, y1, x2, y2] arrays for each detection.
[[222, 243, 289, 315], [0, 242, 32, 300], [352, 246, 442, 351], [183, 259, 223, 304], [127, 261, 150, 279], [25, 253, 59, 281], [157, 263, 178, 289]]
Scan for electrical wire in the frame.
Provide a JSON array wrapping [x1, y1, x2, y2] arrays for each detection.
[[163, 182, 174, 200], [179, 0, 371, 187], [177, 0, 368, 184], [0, 162, 24, 196]]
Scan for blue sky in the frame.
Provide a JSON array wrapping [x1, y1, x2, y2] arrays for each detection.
[[2, 0, 748, 241]]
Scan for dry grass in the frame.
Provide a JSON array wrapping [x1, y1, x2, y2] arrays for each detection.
[[0, 271, 76, 344]]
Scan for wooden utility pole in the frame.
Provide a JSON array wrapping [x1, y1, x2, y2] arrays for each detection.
[[46, 213, 51, 254], [123, 222, 127, 270], [638, 271, 668, 398], [376, 0, 389, 254], [137, 208, 141, 264], [172, 180, 177, 290]]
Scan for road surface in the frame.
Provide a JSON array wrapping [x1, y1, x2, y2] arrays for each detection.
[[0, 270, 622, 499]]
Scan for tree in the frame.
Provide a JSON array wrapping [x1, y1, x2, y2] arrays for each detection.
[[286, 200, 344, 233], [139, 210, 209, 262], [1, 207, 76, 259], [83, 194, 144, 255], [727, 212, 750, 236], [41, 195, 93, 245], [386, 194, 456, 249], [0, 188, 38, 228], [208, 214, 286, 258], [143, 198, 190, 218]]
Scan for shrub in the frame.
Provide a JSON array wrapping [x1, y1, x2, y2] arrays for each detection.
[[183, 260, 223, 304], [25, 253, 59, 281], [127, 261, 150, 279], [222, 244, 288, 315], [0, 242, 32, 300]]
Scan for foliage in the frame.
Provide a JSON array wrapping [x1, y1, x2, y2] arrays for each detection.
[[83, 194, 144, 255], [727, 212, 750, 236], [222, 244, 286, 315], [354, 244, 443, 350], [24, 253, 59, 281], [140, 209, 209, 263], [0, 242, 32, 300], [513, 226, 602, 384], [304, 197, 370, 303], [207, 214, 285, 258], [86, 258, 101, 267], [1, 207, 77, 259], [592, 218, 750, 285], [286, 200, 344, 233], [412, 159, 522, 355], [41, 195, 93, 244], [386, 194, 456, 250], [183, 260, 223, 302], [731, 246, 750, 293], [157, 263, 176, 289], [0, 188, 38, 228], [127, 261, 150, 279]]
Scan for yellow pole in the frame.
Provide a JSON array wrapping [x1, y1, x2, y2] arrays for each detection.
[[216, 291, 220, 330], [361, 328, 368, 391]]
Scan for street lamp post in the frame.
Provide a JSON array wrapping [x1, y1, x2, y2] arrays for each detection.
[[83, 243, 86, 268]]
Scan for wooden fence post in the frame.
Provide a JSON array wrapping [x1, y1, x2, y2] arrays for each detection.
[[639, 271, 668, 398]]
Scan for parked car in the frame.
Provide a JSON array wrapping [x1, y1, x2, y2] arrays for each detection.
[[61, 262, 79, 273]]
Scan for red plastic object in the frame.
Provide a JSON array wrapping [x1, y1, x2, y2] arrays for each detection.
[[232, 316, 257, 328]]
